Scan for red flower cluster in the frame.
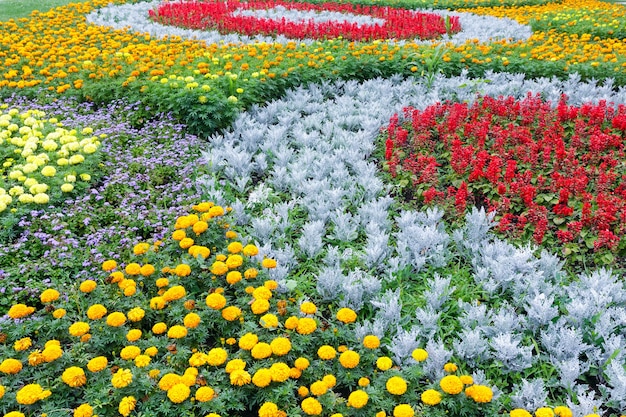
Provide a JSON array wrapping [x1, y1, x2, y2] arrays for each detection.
[[149, 0, 460, 41], [384, 94, 626, 260]]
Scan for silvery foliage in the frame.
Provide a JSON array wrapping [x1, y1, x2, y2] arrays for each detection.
[[298, 220, 326, 258], [454, 328, 489, 368], [421, 338, 453, 381], [392, 208, 449, 272], [233, 6, 386, 25], [354, 317, 388, 341], [489, 332, 533, 373], [567, 387, 605, 417], [423, 273, 455, 311], [452, 207, 497, 260], [602, 360, 626, 411], [387, 325, 421, 368], [340, 269, 382, 311], [510, 379, 549, 411], [370, 289, 403, 329]]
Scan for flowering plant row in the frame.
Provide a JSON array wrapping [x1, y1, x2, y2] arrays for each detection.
[[529, 7, 626, 40], [382, 94, 626, 267], [148, 0, 460, 41], [0, 202, 525, 417]]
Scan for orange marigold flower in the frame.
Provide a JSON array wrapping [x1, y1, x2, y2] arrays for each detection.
[[62, 366, 87, 387], [347, 390, 369, 408], [40, 288, 60, 303], [0, 358, 23, 374], [222, 306, 242, 321], [440, 375, 464, 395], [79, 280, 97, 293], [195, 386, 216, 402], [102, 259, 117, 271], [336, 307, 356, 323], [8, 303, 35, 319], [296, 317, 317, 335]]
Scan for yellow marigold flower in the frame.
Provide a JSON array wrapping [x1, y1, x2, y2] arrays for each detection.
[[270, 337, 291, 356], [252, 286, 272, 300], [222, 306, 242, 321], [125, 263, 141, 275], [211, 261, 229, 275], [363, 335, 380, 349], [421, 389, 442, 405], [4, 412, 25, 417], [69, 321, 91, 336], [163, 285, 186, 302], [465, 384, 493, 403], [42, 345, 63, 362], [322, 374, 336, 388], [179, 237, 194, 249], [112, 368, 133, 388], [239, 333, 259, 350], [167, 383, 191, 403], [227, 241, 243, 253], [296, 317, 317, 335], [183, 312, 201, 328], [134, 354, 151, 368], [149, 369, 161, 379], [336, 307, 357, 324], [412, 348, 428, 362], [298, 386, 309, 397], [159, 373, 181, 391], [152, 322, 167, 334], [393, 404, 414, 417], [140, 264, 155, 276], [300, 301, 317, 314], [40, 288, 60, 303], [79, 280, 97, 293], [74, 403, 94, 417], [226, 254, 243, 269], [230, 369, 251, 386], [174, 263, 192, 277], [338, 350, 360, 369], [294, 357, 310, 370], [347, 390, 369, 408], [207, 347, 228, 366], [62, 366, 87, 387], [258, 402, 280, 417], [8, 303, 35, 319], [376, 356, 393, 371], [118, 396, 136, 417], [226, 270, 243, 285], [269, 362, 290, 382], [444, 362, 458, 373], [120, 345, 141, 360], [302, 397, 323, 415], [127, 307, 145, 322], [150, 296, 167, 310], [102, 259, 117, 271], [226, 337, 237, 345], [251, 298, 270, 314], [172, 229, 186, 241], [310, 380, 328, 396], [204, 291, 226, 309], [386, 376, 408, 395], [189, 352, 208, 367], [28, 351, 45, 366], [251, 342, 272, 359], [192, 220, 208, 235], [357, 377, 370, 387], [225, 358, 246, 374], [0, 358, 23, 374], [317, 345, 336, 360], [195, 386, 215, 402], [133, 242, 150, 255], [52, 308, 67, 318], [536, 408, 555, 417], [16, 383, 51, 405], [109, 271, 124, 283], [167, 325, 188, 339], [216, 254, 227, 261], [440, 375, 464, 395], [208, 205, 224, 217], [225, 230, 237, 239], [260, 313, 278, 328], [106, 312, 126, 327], [193, 202, 214, 212], [14, 337, 32, 351], [243, 244, 259, 256], [510, 410, 533, 417], [156, 278, 169, 288], [459, 375, 474, 385], [554, 407, 573, 417], [252, 368, 273, 387], [86, 304, 108, 320], [261, 258, 277, 268], [143, 346, 158, 357], [244, 268, 258, 279], [285, 316, 299, 329]]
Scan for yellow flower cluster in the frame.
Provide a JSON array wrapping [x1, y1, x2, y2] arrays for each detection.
[[0, 107, 99, 213]]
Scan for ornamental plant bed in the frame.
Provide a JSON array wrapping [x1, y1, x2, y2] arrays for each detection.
[[382, 94, 626, 268], [149, 0, 461, 41]]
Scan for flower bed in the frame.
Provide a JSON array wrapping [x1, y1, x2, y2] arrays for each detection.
[[382, 94, 626, 266], [149, 0, 460, 41]]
